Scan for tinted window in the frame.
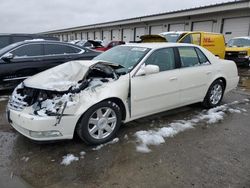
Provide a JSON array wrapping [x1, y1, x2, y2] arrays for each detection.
[[11, 44, 43, 57], [44, 44, 81, 55], [178, 47, 200, 67], [195, 48, 210, 64], [12, 36, 32, 43], [0, 36, 10, 49], [145, 48, 175, 72]]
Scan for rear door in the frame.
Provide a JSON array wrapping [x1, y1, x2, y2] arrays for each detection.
[[131, 47, 181, 118], [177, 46, 213, 104]]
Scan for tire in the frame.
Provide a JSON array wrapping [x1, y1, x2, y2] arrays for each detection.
[[76, 100, 122, 145], [202, 79, 225, 108]]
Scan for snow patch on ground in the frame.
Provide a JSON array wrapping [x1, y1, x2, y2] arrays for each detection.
[[0, 97, 8, 102], [135, 101, 248, 153], [61, 154, 79, 166], [21, 156, 29, 162], [92, 138, 119, 151]]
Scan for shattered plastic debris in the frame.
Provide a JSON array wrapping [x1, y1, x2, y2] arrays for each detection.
[[135, 100, 247, 153], [61, 154, 79, 166], [92, 138, 119, 151]]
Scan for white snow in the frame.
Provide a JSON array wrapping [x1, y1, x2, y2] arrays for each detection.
[[61, 154, 79, 166], [80, 151, 86, 156], [36, 93, 77, 117], [0, 96, 8, 102], [21, 156, 29, 162], [135, 101, 248, 153], [92, 138, 119, 151]]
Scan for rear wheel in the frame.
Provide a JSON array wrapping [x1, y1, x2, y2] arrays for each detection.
[[76, 100, 121, 145], [202, 79, 225, 108]]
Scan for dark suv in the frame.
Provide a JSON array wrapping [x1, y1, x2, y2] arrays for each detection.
[[0, 34, 59, 49], [0, 40, 100, 90]]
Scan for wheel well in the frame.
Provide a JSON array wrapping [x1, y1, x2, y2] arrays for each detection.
[[216, 77, 226, 89], [73, 97, 127, 139], [102, 97, 127, 121]]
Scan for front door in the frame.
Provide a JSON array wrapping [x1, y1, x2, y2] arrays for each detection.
[[131, 47, 180, 118]]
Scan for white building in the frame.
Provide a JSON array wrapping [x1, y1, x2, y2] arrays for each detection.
[[41, 0, 250, 42]]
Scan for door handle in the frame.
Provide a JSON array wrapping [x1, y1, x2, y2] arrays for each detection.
[[169, 77, 177, 81]]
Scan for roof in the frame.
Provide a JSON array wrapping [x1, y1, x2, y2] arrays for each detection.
[[41, 0, 250, 34], [124, 42, 196, 49]]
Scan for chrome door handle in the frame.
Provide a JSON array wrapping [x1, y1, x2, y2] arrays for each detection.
[[169, 77, 177, 81]]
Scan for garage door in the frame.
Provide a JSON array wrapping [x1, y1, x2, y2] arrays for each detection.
[[76, 33, 81, 40], [88, 32, 94, 40], [223, 17, 250, 42], [112, 29, 121, 40], [169, 23, 185, 31], [103, 30, 111, 41], [95, 31, 101, 40], [123, 28, 133, 42], [135, 27, 146, 41], [192, 21, 213, 32], [150, 25, 163, 35], [81, 32, 87, 40]]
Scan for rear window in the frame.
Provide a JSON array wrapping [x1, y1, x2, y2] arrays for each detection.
[[44, 44, 81, 55]]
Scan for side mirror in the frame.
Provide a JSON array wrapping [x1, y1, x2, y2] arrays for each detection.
[[1, 53, 14, 61], [136, 64, 160, 76]]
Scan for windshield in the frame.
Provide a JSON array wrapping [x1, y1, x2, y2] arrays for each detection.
[[94, 46, 150, 73], [227, 38, 250, 47], [161, 33, 182, 42], [0, 42, 21, 56]]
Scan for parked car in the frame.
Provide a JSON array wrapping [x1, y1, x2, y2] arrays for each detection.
[[225, 37, 250, 67], [95, 41, 125, 51], [153, 31, 226, 59], [0, 40, 100, 90], [7, 43, 239, 145], [76, 40, 103, 49], [0, 33, 59, 49]]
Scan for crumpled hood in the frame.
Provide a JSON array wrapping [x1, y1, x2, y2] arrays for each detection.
[[24, 60, 98, 91]]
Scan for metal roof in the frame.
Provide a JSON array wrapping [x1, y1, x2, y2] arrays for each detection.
[[41, 0, 250, 34]]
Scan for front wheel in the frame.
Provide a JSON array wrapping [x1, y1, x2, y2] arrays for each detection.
[[202, 79, 225, 108], [76, 100, 122, 145]]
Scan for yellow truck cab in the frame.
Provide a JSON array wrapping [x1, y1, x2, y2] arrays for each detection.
[[159, 31, 226, 59], [225, 37, 250, 67]]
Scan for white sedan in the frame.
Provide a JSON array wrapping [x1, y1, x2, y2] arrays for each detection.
[[7, 43, 239, 145]]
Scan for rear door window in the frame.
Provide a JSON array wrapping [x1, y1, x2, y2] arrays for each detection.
[[44, 44, 81, 55], [11, 44, 43, 58], [178, 47, 200, 67]]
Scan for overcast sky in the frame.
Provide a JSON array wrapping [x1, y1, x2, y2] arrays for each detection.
[[1, 0, 233, 33]]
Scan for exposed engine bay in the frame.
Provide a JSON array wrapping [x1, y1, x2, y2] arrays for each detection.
[[8, 63, 120, 119]]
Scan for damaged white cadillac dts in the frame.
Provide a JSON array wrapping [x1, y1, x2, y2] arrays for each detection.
[[7, 43, 239, 145]]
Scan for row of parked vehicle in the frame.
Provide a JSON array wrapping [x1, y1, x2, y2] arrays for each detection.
[[0, 32, 249, 91], [142, 31, 250, 67]]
